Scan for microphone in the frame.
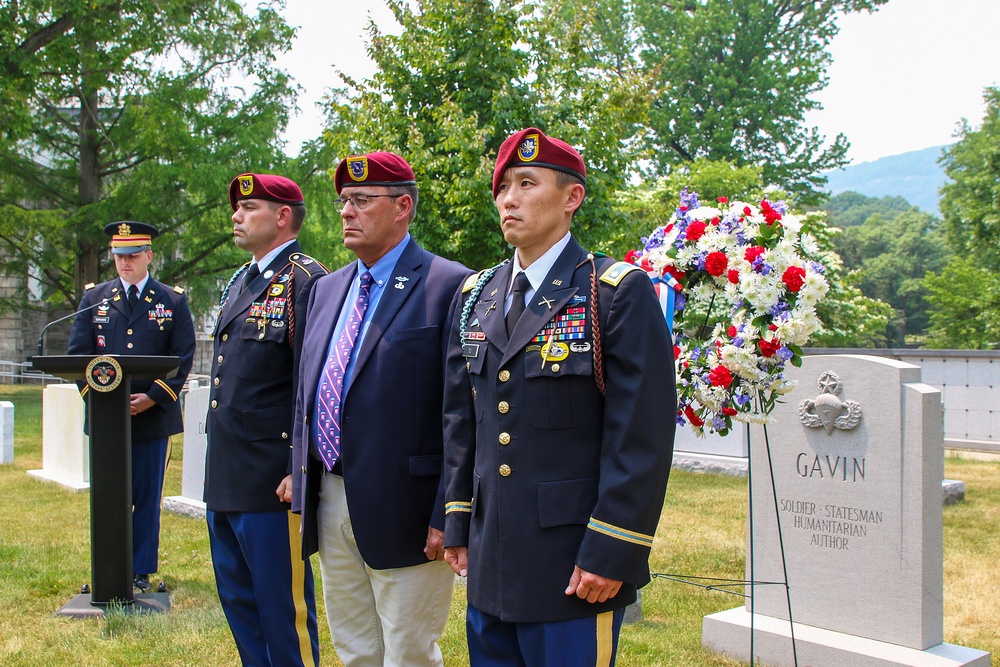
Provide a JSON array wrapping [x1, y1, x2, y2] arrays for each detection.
[[36, 298, 111, 356]]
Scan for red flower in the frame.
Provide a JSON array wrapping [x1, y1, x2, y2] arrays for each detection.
[[717, 197, 729, 204], [709, 365, 733, 389], [683, 404, 704, 427], [760, 200, 783, 225], [624, 249, 640, 265], [674, 345, 681, 360], [727, 325, 737, 337], [705, 251, 728, 277], [711, 216, 721, 226], [639, 256, 655, 273], [721, 407, 738, 417], [781, 265, 806, 293], [744, 246, 766, 263], [685, 220, 708, 242], [744, 206, 753, 216], [758, 337, 781, 357], [727, 269, 740, 284], [664, 266, 686, 284]]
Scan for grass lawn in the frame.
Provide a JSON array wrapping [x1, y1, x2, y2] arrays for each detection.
[[0, 385, 996, 666]]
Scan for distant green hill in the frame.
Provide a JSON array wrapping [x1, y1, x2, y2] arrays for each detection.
[[822, 145, 950, 215]]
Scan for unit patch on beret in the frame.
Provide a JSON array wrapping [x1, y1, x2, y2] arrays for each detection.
[[518, 134, 540, 162], [348, 156, 369, 182], [239, 175, 254, 196]]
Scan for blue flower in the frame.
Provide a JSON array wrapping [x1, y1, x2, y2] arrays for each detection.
[[777, 346, 794, 361]]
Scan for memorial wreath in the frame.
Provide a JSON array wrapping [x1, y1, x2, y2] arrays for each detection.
[[626, 189, 830, 436]]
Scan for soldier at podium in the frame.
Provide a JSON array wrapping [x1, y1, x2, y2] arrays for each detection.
[[67, 221, 196, 593]]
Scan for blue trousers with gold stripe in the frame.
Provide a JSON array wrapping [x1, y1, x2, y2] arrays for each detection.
[[131, 437, 168, 575], [467, 604, 625, 667], [207, 510, 319, 667]]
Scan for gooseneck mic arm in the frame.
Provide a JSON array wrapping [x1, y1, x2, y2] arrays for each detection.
[[36, 298, 111, 356]]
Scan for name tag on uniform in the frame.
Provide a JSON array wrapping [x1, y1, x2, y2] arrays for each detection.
[[462, 343, 480, 358]]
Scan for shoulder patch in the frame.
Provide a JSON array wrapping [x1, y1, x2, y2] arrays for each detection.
[[290, 253, 330, 277], [599, 261, 642, 287], [463, 271, 484, 293], [172, 285, 185, 294], [84, 282, 96, 291]]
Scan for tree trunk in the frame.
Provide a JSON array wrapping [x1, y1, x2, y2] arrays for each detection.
[[77, 39, 102, 296]]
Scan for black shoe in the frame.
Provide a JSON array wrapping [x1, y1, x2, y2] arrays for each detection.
[[133, 574, 152, 593]]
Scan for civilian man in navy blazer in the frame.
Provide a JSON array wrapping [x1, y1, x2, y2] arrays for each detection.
[[68, 221, 195, 593], [291, 152, 471, 667]]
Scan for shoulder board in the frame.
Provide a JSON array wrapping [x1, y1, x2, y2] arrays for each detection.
[[172, 285, 185, 294], [84, 282, 96, 291], [599, 261, 642, 287], [289, 253, 330, 277], [462, 271, 484, 293]]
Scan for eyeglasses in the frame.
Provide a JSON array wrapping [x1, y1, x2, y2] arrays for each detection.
[[333, 194, 401, 211]]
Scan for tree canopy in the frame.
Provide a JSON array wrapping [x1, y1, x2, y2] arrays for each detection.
[[0, 0, 302, 317]]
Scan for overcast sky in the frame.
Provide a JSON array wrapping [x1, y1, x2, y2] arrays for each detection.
[[272, 0, 1000, 166]]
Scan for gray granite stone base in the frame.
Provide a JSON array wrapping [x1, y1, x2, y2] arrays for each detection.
[[162, 495, 205, 519], [703, 607, 990, 667], [672, 452, 748, 477]]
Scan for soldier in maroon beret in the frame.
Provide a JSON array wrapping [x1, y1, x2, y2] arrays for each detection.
[[292, 151, 471, 666], [443, 128, 676, 666], [206, 171, 329, 667]]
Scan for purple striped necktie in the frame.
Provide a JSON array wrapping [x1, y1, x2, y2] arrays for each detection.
[[316, 271, 374, 470]]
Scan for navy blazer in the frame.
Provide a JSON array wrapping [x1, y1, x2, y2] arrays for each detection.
[[67, 275, 195, 441], [292, 237, 471, 569], [204, 241, 329, 513]]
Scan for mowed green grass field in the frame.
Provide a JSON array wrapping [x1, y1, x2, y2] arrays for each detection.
[[0, 385, 996, 666]]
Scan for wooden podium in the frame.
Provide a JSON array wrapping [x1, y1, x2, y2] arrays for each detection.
[[30, 354, 179, 616]]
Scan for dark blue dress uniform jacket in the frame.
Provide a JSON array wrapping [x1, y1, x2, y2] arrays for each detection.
[[443, 237, 676, 623], [291, 238, 472, 567], [67, 277, 195, 440], [204, 241, 328, 512]]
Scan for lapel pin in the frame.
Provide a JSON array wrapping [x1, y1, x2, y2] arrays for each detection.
[[538, 296, 554, 310], [484, 301, 497, 317], [490, 288, 498, 297], [395, 276, 409, 282], [394, 282, 405, 289], [263, 270, 274, 279]]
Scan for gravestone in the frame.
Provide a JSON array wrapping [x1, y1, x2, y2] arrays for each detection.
[[702, 355, 990, 667], [1, 401, 13, 464], [163, 384, 208, 518], [27, 384, 89, 491]]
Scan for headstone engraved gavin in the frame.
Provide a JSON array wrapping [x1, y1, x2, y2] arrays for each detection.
[[702, 354, 990, 666]]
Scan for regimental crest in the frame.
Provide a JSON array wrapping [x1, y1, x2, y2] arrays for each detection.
[[117, 223, 132, 237], [239, 175, 254, 196], [348, 156, 369, 182], [86, 355, 123, 393], [518, 134, 539, 162], [798, 370, 863, 435]]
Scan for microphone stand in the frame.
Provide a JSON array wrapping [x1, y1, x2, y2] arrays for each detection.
[[36, 298, 110, 356]]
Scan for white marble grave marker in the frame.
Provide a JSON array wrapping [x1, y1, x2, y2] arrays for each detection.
[[27, 384, 89, 491], [163, 385, 209, 518], [702, 355, 990, 667]]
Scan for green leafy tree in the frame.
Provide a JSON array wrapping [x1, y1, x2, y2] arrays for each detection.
[[922, 257, 1000, 349], [834, 209, 951, 346], [635, 0, 888, 201], [320, 0, 654, 270], [824, 191, 914, 229], [940, 86, 1000, 273], [0, 0, 302, 317]]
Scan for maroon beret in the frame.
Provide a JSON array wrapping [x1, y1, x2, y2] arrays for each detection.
[[492, 127, 587, 197], [229, 173, 304, 211], [334, 152, 417, 194]]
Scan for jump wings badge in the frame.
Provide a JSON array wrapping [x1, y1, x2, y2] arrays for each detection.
[[798, 371, 863, 435]]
